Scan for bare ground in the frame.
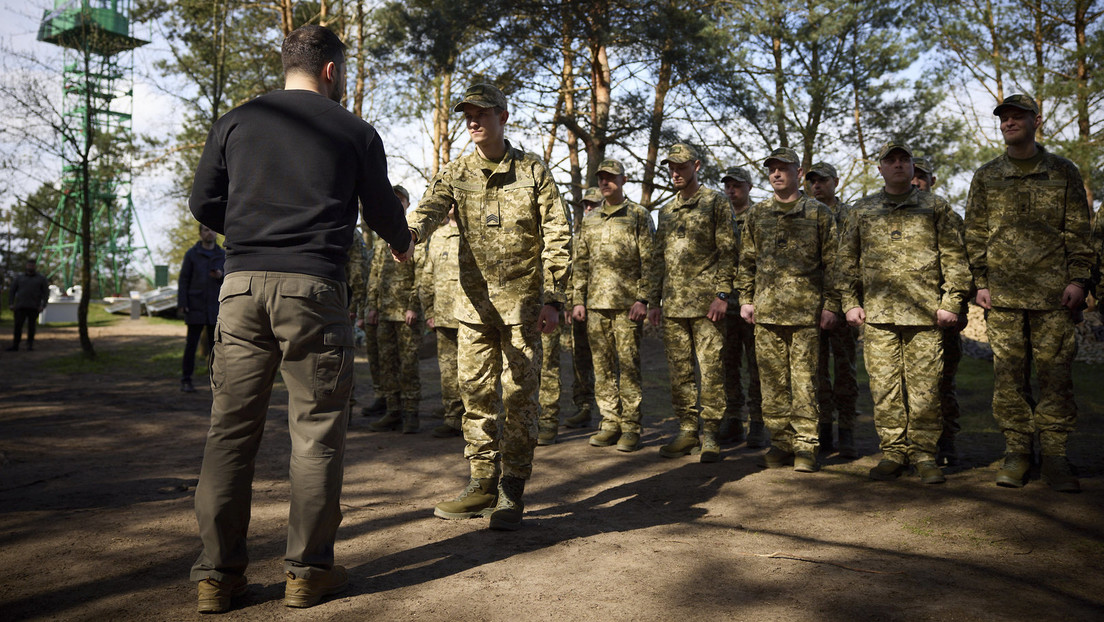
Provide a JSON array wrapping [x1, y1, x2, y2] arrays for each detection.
[[1, 318, 1102, 621]]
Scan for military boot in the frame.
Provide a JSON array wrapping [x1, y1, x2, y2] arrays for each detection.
[[402, 411, 420, 434], [700, 426, 721, 463], [616, 431, 641, 452], [589, 427, 620, 447], [793, 451, 819, 473], [434, 477, 498, 519], [488, 475, 526, 531], [717, 417, 745, 445], [869, 459, 907, 481], [659, 430, 699, 458], [564, 404, 592, 429], [995, 453, 1031, 488], [1041, 455, 1080, 493], [361, 396, 387, 417], [368, 410, 402, 432], [936, 436, 958, 467], [432, 419, 462, 438], [537, 426, 558, 446], [837, 428, 858, 460], [746, 421, 767, 448], [758, 446, 794, 469], [818, 422, 835, 454], [917, 460, 946, 484]]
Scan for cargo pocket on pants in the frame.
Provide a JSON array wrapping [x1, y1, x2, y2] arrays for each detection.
[[315, 324, 355, 399], [209, 323, 224, 390]]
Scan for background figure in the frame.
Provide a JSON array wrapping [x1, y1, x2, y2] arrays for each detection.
[[562, 191, 602, 431], [538, 320, 565, 444], [7, 259, 49, 352], [422, 206, 465, 438], [345, 225, 372, 409], [178, 224, 225, 393], [359, 229, 386, 417]]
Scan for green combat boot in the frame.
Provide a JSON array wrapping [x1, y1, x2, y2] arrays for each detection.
[[746, 421, 767, 448], [616, 431, 641, 452], [1041, 455, 1080, 493], [717, 417, 745, 445], [589, 428, 620, 447], [869, 459, 907, 481], [488, 475, 526, 531], [757, 446, 794, 469], [818, 423, 835, 454], [793, 451, 819, 473], [699, 429, 721, 463], [368, 411, 402, 432], [434, 477, 498, 519], [659, 431, 699, 458], [537, 426, 558, 446], [402, 411, 420, 434], [916, 460, 946, 484], [361, 396, 387, 417], [837, 428, 858, 460], [432, 420, 462, 438], [564, 404, 592, 429], [995, 453, 1031, 488]]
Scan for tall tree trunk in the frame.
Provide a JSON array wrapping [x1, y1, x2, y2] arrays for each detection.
[[586, 42, 611, 185], [984, 0, 1004, 101], [1073, 0, 1094, 208], [1030, 0, 1046, 140], [280, 0, 295, 35], [78, 47, 95, 358], [564, 44, 583, 227], [641, 57, 671, 208], [353, 0, 365, 117], [772, 21, 787, 148]]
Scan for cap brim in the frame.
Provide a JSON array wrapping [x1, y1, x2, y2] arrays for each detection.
[[993, 103, 1035, 116], [453, 100, 495, 113]]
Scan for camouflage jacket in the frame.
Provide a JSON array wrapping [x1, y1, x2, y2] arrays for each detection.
[[653, 186, 737, 318], [407, 141, 571, 325], [964, 146, 1093, 310], [838, 188, 970, 326], [727, 205, 751, 313], [368, 234, 419, 322], [420, 224, 461, 328], [573, 199, 657, 311], [736, 193, 841, 326], [345, 229, 372, 318]]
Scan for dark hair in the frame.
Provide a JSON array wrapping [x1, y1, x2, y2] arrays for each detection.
[[281, 25, 346, 78]]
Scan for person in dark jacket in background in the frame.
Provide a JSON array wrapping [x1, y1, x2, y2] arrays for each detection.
[[178, 223, 225, 392], [7, 259, 50, 351]]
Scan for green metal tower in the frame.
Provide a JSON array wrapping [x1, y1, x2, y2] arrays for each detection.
[[37, 0, 152, 295]]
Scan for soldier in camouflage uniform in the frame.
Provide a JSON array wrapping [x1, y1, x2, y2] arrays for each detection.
[[718, 166, 766, 448], [839, 143, 971, 484], [573, 160, 656, 452], [366, 186, 423, 434], [651, 143, 737, 463], [912, 157, 969, 466], [421, 206, 464, 438], [965, 94, 1092, 493], [737, 147, 839, 473], [360, 229, 387, 417], [345, 225, 372, 409], [805, 162, 860, 459], [405, 84, 571, 529]]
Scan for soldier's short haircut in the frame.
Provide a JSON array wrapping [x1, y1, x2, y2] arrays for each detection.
[[282, 25, 346, 78]]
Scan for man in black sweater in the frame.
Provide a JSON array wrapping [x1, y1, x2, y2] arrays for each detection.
[[187, 24, 411, 614]]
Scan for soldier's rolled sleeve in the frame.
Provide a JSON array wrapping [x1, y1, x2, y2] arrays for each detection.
[[964, 175, 989, 291], [539, 175, 572, 306]]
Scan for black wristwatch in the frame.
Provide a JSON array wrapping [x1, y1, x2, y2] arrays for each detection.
[[716, 292, 729, 301]]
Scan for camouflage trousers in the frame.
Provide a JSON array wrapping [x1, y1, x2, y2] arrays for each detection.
[[986, 307, 1077, 456], [817, 323, 859, 429], [940, 327, 963, 439], [863, 324, 943, 464], [588, 309, 644, 434], [375, 319, 421, 412], [722, 313, 762, 422], [363, 322, 382, 395], [755, 324, 820, 453], [571, 317, 595, 408], [458, 319, 541, 480], [435, 326, 464, 426], [539, 326, 563, 429], [662, 316, 725, 431]]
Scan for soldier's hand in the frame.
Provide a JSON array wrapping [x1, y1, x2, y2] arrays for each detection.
[[936, 309, 958, 328], [366, 309, 379, 325], [707, 297, 728, 322], [391, 231, 416, 262], [1061, 282, 1087, 311], [845, 306, 865, 327], [572, 305, 586, 323], [537, 304, 560, 334], [404, 309, 417, 326], [628, 301, 647, 322], [819, 309, 837, 330], [740, 304, 755, 325], [426, 317, 436, 329], [647, 307, 662, 327], [975, 288, 992, 310]]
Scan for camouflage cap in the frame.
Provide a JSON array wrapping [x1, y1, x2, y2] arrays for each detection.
[[993, 93, 1039, 116], [876, 142, 913, 160], [721, 166, 752, 184], [660, 143, 700, 165], [582, 187, 603, 205], [763, 147, 799, 166], [452, 83, 508, 113], [913, 156, 934, 175], [393, 185, 410, 200], [597, 158, 625, 176], [805, 162, 838, 180]]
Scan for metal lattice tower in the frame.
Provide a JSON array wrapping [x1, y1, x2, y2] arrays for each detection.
[[37, 0, 151, 295]]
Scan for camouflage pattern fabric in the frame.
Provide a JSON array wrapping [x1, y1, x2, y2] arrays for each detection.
[[964, 146, 1093, 309], [368, 236, 420, 322], [723, 208, 763, 422], [420, 224, 461, 329], [436, 326, 463, 426], [863, 324, 943, 463], [539, 325, 563, 430], [839, 188, 971, 325], [817, 323, 859, 429], [755, 324, 820, 453], [588, 308, 644, 434], [375, 319, 421, 412], [570, 319, 594, 411], [362, 230, 382, 395], [662, 317, 726, 430], [736, 193, 840, 325], [458, 318, 542, 480], [986, 308, 1077, 456], [345, 231, 371, 318], [653, 186, 736, 317]]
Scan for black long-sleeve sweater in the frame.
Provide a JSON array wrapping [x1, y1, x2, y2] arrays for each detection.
[[189, 89, 410, 282]]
